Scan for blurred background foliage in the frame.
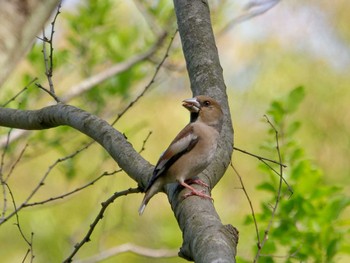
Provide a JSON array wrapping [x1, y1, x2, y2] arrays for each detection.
[[0, 0, 349, 262]]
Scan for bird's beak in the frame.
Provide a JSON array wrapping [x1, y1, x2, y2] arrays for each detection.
[[182, 97, 200, 113]]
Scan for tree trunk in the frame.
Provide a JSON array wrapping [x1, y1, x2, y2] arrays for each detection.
[[167, 0, 237, 262]]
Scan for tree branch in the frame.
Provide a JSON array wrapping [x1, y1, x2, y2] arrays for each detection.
[[0, 104, 152, 186]]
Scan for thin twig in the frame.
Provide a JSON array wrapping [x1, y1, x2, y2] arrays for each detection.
[[254, 115, 284, 262], [23, 169, 122, 207], [41, 0, 62, 96], [233, 146, 287, 167], [4, 143, 28, 182], [35, 82, 60, 102], [139, 131, 152, 154], [231, 162, 260, 246], [1, 78, 37, 107], [111, 29, 178, 125], [0, 30, 170, 148], [21, 249, 31, 263], [0, 130, 11, 219], [49, 1, 62, 81], [233, 145, 292, 194], [6, 183, 35, 262], [0, 146, 86, 225], [63, 187, 141, 263]]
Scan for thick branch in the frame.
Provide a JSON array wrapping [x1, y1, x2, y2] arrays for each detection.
[[0, 104, 152, 185], [168, 0, 236, 262]]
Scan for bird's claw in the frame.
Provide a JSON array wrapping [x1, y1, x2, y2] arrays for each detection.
[[183, 189, 213, 201], [184, 178, 210, 188]]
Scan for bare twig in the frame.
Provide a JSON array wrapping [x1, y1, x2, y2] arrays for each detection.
[[1, 78, 37, 107], [233, 146, 286, 167], [259, 158, 293, 195], [63, 187, 141, 263], [4, 144, 28, 182], [0, 130, 11, 219], [35, 82, 60, 102], [254, 115, 284, 262], [75, 243, 178, 263], [6, 183, 35, 262], [41, 0, 62, 97], [233, 145, 292, 194], [139, 131, 152, 154], [0, 31, 169, 148], [0, 146, 85, 225], [0, 143, 28, 220], [111, 29, 178, 125], [23, 169, 122, 207], [231, 162, 260, 246]]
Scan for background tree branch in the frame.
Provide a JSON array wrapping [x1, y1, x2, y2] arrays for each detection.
[[0, 0, 61, 87]]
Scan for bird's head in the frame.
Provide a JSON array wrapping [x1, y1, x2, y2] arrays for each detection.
[[182, 95, 224, 130]]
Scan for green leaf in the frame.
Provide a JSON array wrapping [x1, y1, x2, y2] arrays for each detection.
[[257, 182, 276, 193], [285, 86, 305, 113], [267, 100, 285, 125]]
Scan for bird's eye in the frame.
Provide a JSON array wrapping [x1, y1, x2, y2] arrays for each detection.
[[203, 100, 211, 107]]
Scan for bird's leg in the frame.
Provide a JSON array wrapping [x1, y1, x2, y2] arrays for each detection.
[[179, 181, 213, 200], [184, 178, 209, 188]]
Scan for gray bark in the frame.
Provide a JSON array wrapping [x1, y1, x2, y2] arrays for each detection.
[[0, 104, 152, 186], [168, 0, 237, 262]]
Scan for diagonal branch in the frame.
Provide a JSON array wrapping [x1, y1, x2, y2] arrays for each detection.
[[63, 187, 140, 263], [0, 104, 153, 186], [0, 33, 167, 148], [61, 33, 166, 102]]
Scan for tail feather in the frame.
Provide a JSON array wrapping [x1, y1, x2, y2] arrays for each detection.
[[138, 182, 160, 215], [138, 202, 147, 215], [138, 191, 151, 215]]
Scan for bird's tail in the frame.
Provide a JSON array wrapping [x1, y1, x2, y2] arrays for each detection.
[[138, 199, 147, 215], [138, 183, 159, 215]]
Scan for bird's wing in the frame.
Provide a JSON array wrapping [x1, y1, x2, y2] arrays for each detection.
[[144, 124, 198, 192]]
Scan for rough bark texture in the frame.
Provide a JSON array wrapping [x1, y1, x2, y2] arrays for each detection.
[[0, 0, 60, 87], [167, 0, 237, 262]]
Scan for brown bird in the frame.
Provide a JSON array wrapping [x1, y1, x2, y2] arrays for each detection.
[[138, 95, 224, 215]]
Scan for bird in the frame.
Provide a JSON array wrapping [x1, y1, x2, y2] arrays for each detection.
[[138, 95, 224, 215]]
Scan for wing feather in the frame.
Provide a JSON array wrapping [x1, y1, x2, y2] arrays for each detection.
[[144, 124, 198, 192]]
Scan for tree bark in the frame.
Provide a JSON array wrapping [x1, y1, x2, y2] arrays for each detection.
[[167, 0, 237, 262], [0, 104, 152, 186]]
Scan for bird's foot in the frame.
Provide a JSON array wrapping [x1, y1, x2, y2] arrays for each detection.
[[184, 178, 209, 188], [183, 189, 213, 200], [180, 181, 213, 201]]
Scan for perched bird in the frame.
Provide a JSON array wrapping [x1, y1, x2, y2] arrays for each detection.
[[138, 95, 224, 215]]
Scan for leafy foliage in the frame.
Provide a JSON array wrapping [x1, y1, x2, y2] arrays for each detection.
[[247, 87, 350, 262]]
